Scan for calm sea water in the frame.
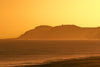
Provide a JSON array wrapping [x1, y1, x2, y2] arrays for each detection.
[[0, 40, 100, 67]]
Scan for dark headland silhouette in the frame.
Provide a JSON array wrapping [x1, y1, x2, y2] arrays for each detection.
[[18, 25, 100, 40]]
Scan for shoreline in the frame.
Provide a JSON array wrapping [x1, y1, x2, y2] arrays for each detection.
[[15, 56, 100, 67]]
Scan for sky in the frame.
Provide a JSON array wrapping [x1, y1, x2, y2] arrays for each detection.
[[1, 0, 100, 39]]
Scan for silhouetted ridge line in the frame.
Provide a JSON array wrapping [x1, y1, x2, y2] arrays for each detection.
[[18, 25, 100, 40]]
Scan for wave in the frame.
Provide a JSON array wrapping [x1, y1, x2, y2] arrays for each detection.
[[12, 54, 100, 67]]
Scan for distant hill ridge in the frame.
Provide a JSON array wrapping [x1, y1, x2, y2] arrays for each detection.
[[18, 25, 100, 40]]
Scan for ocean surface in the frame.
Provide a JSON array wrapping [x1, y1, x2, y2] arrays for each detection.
[[0, 40, 100, 67]]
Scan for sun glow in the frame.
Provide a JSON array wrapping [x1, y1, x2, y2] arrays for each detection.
[[1, 0, 100, 38]]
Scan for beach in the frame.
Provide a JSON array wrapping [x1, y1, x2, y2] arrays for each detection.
[[15, 56, 100, 67]]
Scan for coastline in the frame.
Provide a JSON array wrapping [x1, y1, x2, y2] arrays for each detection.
[[15, 56, 100, 67]]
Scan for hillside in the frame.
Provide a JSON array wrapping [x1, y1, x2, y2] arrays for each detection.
[[18, 25, 100, 40]]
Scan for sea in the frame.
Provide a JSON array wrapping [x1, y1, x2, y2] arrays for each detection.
[[0, 40, 100, 67]]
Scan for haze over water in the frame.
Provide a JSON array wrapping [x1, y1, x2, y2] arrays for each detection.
[[1, 40, 100, 67], [2, 0, 100, 67]]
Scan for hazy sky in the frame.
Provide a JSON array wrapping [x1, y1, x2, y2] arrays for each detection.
[[1, 0, 100, 39]]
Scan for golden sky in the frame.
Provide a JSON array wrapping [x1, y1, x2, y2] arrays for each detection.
[[1, 0, 100, 39]]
